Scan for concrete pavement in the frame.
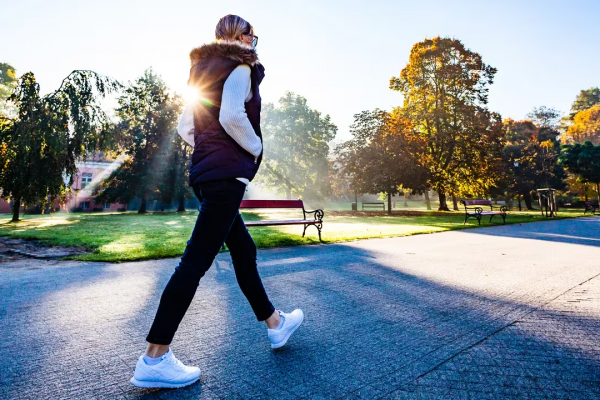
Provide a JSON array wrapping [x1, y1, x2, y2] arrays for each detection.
[[1, 217, 600, 399]]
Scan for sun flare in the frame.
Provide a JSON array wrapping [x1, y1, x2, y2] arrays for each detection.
[[183, 86, 200, 104]]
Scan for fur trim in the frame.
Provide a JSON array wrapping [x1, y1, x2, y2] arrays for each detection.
[[190, 41, 258, 67]]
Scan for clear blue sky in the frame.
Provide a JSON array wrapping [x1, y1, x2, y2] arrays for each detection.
[[3, 0, 599, 141]]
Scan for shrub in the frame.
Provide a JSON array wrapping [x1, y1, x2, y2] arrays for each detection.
[[116, 207, 127, 212]]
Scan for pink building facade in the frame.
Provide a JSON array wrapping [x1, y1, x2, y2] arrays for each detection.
[[0, 156, 125, 214]]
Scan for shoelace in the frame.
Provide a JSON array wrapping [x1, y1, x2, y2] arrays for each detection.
[[165, 353, 186, 371]]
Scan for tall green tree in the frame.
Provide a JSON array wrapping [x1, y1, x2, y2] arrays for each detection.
[[96, 69, 183, 213], [390, 37, 503, 210], [336, 109, 428, 215], [259, 92, 337, 200], [156, 128, 193, 212], [0, 70, 120, 221], [559, 141, 600, 203]]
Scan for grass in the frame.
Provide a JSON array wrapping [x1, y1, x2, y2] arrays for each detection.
[[0, 208, 591, 262]]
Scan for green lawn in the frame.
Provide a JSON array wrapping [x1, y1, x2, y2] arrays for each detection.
[[0, 208, 591, 262]]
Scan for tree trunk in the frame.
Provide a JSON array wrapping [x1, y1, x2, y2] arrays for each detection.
[[11, 196, 21, 222], [437, 190, 450, 211], [451, 194, 459, 211], [584, 184, 588, 201], [597, 182, 600, 203], [387, 191, 392, 216], [177, 195, 185, 212], [424, 191, 432, 210], [517, 195, 522, 212], [160, 202, 165, 212], [404, 193, 409, 207], [139, 197, 147, 214], [522, 191, 534, 210]]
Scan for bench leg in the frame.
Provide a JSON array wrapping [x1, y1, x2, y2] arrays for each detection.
[[502, 214, 506, 224], [489, 215, 494, 223], [463, 214, 468, 225], [477, 216, 481, 225], [303, 223, 323, 242]]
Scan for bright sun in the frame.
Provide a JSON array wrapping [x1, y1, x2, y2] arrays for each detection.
[[182, 86, 200, 104]]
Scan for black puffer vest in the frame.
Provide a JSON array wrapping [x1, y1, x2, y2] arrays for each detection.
[[187, 41, 264, 185]]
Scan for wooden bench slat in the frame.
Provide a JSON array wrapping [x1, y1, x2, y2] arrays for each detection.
[[245, 219, 319, 226], [463, 200, 492, 206], [240, 200, 304, 209]]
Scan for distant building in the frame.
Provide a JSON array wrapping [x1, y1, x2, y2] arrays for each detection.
[[0, 153, 126, 214]]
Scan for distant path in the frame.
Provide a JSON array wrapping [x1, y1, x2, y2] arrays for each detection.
[[1, 217, 599, 399]]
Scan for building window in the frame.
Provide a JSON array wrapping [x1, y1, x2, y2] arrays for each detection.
[[102, 202, 111, 210], [81, 202, 91, 210], [81, 173, 93, 189]]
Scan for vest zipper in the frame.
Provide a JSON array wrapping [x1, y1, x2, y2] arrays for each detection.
[[254, 157, 257, 164]]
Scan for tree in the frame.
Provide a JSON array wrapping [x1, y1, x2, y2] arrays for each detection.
[[96, 69, 183, 213], [390, 37, 503, 210], [0, 71, 119, 222], [564, 104, 600, 145], [500, 119, 566, 210], [156, 132, 193, 212], [259, 92, 337, 200], [559, 141, 600, 203], [570, 87, 600, 118], [527, 106, 560, 130], [336, 109, 428, 215]]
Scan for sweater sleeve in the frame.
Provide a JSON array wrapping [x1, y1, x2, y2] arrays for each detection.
[[219, 65, 262, 158], [177, 102, 196, 147]]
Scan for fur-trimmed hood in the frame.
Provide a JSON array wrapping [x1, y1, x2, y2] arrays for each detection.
[[190, 41, 259, 67]]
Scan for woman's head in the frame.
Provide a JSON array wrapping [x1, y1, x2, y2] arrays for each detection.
[[215, 14, 257, 47]]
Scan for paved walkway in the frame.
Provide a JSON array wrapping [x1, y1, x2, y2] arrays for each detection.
[[1, 217, 600, 399]]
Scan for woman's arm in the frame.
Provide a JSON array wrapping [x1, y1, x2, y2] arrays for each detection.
[[219, 65, 262, 158]]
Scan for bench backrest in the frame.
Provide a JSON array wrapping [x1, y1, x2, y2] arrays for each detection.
[[462, 200, 492, 206], [240, 199, 304, 209]]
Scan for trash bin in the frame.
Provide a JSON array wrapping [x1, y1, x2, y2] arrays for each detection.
[[351, 202, 357, 211]]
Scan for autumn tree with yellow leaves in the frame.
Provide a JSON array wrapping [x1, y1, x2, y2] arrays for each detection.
[[390, 37, 504, 211], [565, 104, 600, 145]]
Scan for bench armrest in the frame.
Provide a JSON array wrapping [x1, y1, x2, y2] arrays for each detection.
[[464, 206, 484, 215], [490, 205, 509, 212], [303, 209, 324, 221]]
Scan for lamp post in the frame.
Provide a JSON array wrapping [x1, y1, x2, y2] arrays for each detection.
[[513, 160, 521, 211]]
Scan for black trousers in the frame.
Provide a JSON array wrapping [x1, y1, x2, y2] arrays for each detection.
[[146, 179, 275, 345]]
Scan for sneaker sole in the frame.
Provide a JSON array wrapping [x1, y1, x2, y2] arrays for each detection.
[[130, 374, 200, 389], [271, 313, 304, 349]]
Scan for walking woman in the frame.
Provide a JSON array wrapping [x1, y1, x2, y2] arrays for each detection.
[[131, 15, 304, 389]]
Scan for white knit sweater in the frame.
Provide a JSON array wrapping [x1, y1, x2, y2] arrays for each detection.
[[178, 64, 262, 185]]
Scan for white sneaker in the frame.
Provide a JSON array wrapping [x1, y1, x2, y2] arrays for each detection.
[[268, 309, 304, 349], [130, 349, 201, 388]]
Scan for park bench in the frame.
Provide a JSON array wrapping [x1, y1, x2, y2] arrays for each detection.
[[584, 201, 599, 215], [240, 200, 324, 242], [460, 200, 508, 225], [362, 202, 385, 211]]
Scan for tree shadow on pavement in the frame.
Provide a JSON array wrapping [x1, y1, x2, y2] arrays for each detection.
[[2, 217, 600, 399]]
